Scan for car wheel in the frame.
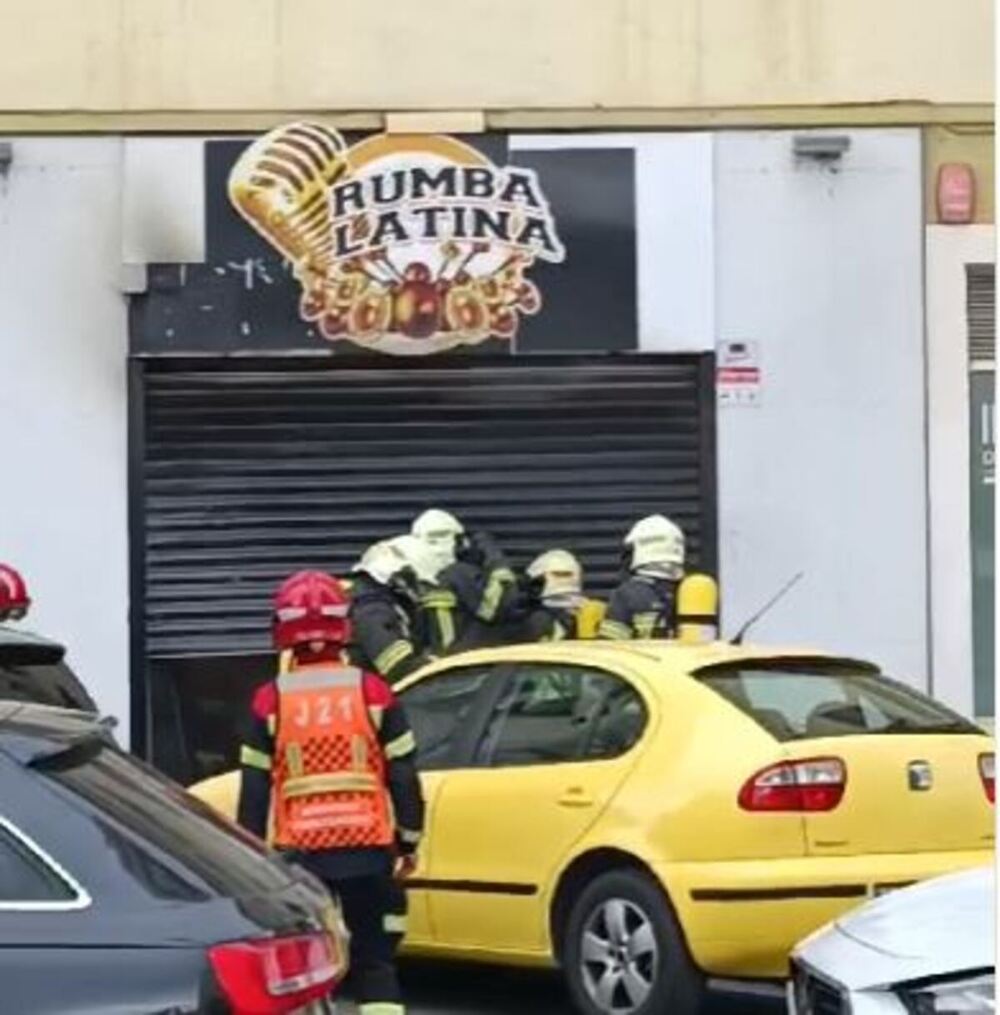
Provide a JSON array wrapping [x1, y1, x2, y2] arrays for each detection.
[[562, 869, 704, 1015]]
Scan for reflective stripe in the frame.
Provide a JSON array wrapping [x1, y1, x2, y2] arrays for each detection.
[[277, 667, 360, 692], [434, 607, 455, 650], [359, 1005, 405, 1015], [477, 567, 514, 622], [598, 619, 633, 640], [385, 730, 416, 760], [266, 715, 277, 736], [384, 913, 408, 934], [633, 612, 659, 639], [240, 745, 272, 771], [368, 704, 385, 730], [420, 591, 457, 608], [398, 826, 422, 845], [282, 772, 379, 798], [375, 640, 413, 676], [285, 742, 305, 779]]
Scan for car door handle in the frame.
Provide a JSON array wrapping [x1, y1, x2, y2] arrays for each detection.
[[557, 787, 594, 808]]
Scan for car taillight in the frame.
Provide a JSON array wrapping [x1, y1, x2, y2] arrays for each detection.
[[739, 757, 847, 812], [979, 753, 994, 804], [209, 932, 340, 1015]]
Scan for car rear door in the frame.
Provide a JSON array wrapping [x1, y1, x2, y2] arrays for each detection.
[[415, 661, 650, 956]]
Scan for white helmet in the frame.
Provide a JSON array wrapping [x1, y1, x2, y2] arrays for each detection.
[[624, 514, 685, 580], [353, 539, 410, 586], [386, 534, 442, 585], [527, 549, 584, 609], [411, 508, 465, 572]]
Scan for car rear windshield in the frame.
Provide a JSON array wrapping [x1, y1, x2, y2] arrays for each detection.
[[39, 737, 292, 899], [696, 659, 982, 741], [0, 659, 97, 712]]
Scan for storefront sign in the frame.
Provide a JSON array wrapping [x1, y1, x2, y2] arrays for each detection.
[[228, 124, 565, 355]]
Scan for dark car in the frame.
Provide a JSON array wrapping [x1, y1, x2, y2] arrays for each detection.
[[0, 625, 97, 712], [0, 703, 347, 1014]]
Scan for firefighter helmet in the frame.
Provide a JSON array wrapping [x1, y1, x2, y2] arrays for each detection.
[[0, 564, 31, 622], [272, 570, 351, 652], [411, 508, 465, 571], [624, 515, 685, 580], [526, 549, 583, 608], [388, 534, 442, 585], [354, 537, 435, 602]]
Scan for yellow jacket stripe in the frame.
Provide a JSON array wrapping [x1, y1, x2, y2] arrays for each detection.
[[477, 567, 515, 622], [374, 639, 413, 676], [383, 913, 408, 934], [598, 618, 633, 640], [239, 745, 272, 771], [384, 730, 416, 760], [398, 826, 422, 845], [359, 1005, 405, 1015]]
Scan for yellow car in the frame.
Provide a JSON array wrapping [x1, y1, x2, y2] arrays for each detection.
[[190, 641, 995, 1015]]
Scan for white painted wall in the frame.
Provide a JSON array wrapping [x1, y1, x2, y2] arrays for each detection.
[[511, 133, 715, 351], [713, 129, 928, 685], [925, 225, 995, 715], [0, 139, 131, 741]]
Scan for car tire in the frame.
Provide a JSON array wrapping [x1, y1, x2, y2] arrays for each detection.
[[562, 868, 704, 1015]]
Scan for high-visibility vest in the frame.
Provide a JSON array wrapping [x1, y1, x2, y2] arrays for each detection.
[[272, 666, 393, 852]]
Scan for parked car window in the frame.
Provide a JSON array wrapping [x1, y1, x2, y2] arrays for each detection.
[[0, 822, 75, 903], [41, 739, 294, 900], [697, 661, 982, 741], [476, 665, 646, 767], [0, 661, 96, 712], [400, 666, 494, 770]]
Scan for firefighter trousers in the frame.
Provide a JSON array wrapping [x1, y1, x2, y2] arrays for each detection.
[[327, 873, 406, 1015]]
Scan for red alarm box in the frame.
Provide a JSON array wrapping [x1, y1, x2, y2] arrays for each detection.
[[937, 163, 976, 224]]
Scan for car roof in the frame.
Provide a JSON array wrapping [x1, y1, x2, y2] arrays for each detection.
[[400, 640, 877, 689], [0, 624, 66, 658]]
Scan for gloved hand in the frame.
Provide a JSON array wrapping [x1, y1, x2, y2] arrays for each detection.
[[394, 853, 418, 880], [461, 530, 505, 569]]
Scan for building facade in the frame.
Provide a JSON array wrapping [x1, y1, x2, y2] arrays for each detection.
[[0, 0, 993, 771]]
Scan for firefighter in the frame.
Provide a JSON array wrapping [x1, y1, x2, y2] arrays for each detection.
[[349, 536, 439, 686], [520, 549, 586, 641], [237, 570, 424, 1015], [0, 563, 31, 622], [410, 508, 522, 652], [599, 514, 686, 640]]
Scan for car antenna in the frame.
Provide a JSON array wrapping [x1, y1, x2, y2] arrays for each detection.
[[729, 572, 804, 645]]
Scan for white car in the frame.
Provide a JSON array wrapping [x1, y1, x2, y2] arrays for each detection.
[[789, 865, 995, 1013]]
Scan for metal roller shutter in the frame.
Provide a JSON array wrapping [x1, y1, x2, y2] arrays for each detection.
[[967, 263, 996, 364], [131, 355, 717, 660]]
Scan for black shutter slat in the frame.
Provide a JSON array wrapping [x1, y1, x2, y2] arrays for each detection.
[[137, 356, 717, 657]]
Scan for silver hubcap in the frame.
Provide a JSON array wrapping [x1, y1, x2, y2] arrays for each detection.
[[579, 898, 659, 1014]]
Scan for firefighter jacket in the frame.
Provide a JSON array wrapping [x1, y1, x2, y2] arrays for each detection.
[[428, 556, 522, 653], [237, 664, 425, 880], [598, 575, 679, 640], [348, 575, 432, 686], [519, 604, 578, 642]]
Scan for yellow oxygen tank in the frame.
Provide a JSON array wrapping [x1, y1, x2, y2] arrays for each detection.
[[576, 598, 607, 639], [677, 573, 719, 643]]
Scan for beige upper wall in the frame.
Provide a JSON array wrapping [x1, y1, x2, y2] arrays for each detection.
[[0, 0, 992, 116]]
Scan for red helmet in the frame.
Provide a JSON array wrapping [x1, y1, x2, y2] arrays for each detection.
[[0, 564, 30, 622], [272, 570, 351, 652]]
